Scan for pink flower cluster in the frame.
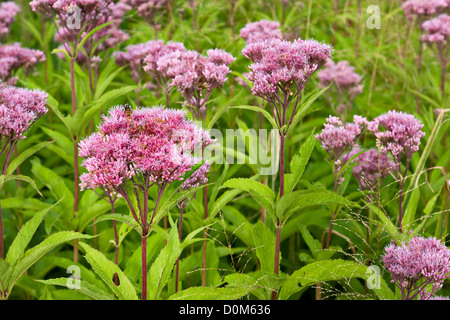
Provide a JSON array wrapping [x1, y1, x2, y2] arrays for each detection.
[[242, 38, 332, 99], [345, 147, 394, 190], [115, 40, 185, 86], [180, 161, 210, 191], [383, 236, 450, 300], [123, 0, 169, 20], [402, 0, 448, 19], [315, 115, 368, 161], [0, 43, 46, 84], [0, 1, 20, 37], [368, 110, 425, 165], [30, 0, 119, 54], [239, 20, 283, 44], [52, 1, 130, 64], [421, 14, 450, 44], [156, 48, 235, 118], [318, 60, 363, 97], [0, 85, 48, 142], [79, 105, 215, 192]]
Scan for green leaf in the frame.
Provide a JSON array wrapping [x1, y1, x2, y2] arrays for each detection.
[[6, 140, 54, 175], [147, 225, 181, 300], [229, 105, 278, 129], [252, 221, 277, 274], [278, 190, 360, 223], [5, 201, 60, 266], [223, 178, 275, 217], [0, 174, 43, 197], [94, 59, 123, 100], [36, 277, 115, 300], [93, 213, 142, 236], [285, 131, 316, 194], [76, 20, 115, 55], [31, 158, 74, 221], [79, 242, 138, 300], [77, 85, 138, 135], [0, 260, 12, 295], [403, 187, 420, 231], [7, 232, 92, 295], [287, 259, 395, 300], [367, 204, 401, 241], [298, 224, 322, 259], [224, 273, 268, 300], [287, 85, 330, 135], [168, 286, 248, 300]]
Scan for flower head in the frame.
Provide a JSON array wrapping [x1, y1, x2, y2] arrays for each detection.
[[344, 147, 394, 190], [421, 14, 450, 44], [79, 105, 215, 191], [318, 60, 363, 97], [0, 2, 20, 37], [239, 20, 283, 44], [401, 0, 448, 19], [156, 48, 235, 118], [383, 236, 450, 300], [0, 43, 46, 84], [0, 85, 48, 143], [368, 110, 425, 164], [123, 0, 169, 20], [315, 115, 368, 161], [242, 38, 332, 99]]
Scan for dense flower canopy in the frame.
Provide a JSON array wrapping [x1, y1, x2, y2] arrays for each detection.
[[79, 105, 215, 191], [401, 0, 448, 19], [368, 110, 425, 164], [0, 85, 48, 142], [315, 115, 368, 161], [0, 43, 46, 84], [421, 14, 450, 44], [344, 147, 395, 190], [0, 1, 20, 37], [239, 20, 283, 44], [383, 236, 450, 300], [242, 38, 332, 99]]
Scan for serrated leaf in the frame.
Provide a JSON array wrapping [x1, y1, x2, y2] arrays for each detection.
[[253, 221, 277, 274], [5, 201, 60, 266], [223, 178, 275, 216], [168, 286, 248, 300], [6, 140, 54, 175], [147, 225, 181, 300], [30, 159, 73, 220], [0, 174, 43, 198], [229, 105, 278, 129], [7, 232, 92, 296], [287, 259, 395, 300], [279, 190, 360, 223], [285, 131, 316, 194], [79, 242, 138, 300], [298, 224, 322, 258], [287, 84, 330, 135], [92, 213, 142, 236], [36, 277, 115, 300]]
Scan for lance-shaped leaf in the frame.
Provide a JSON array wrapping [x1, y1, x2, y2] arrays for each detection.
[[284, 131, 316, 194], [5, 201, 60, 266], [79, 242, 138, 300], [5, 231, 92, 298], [36, 277, 115, 300], [147, 225, 181, 299], [277, 189, 360, 223], [223, 178, 275, 218]]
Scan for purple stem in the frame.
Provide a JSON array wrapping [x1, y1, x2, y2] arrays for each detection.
[[175, 205, 184, 293]]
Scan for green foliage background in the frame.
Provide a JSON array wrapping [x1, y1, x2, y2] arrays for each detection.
[[0, 0, 449, 300]]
